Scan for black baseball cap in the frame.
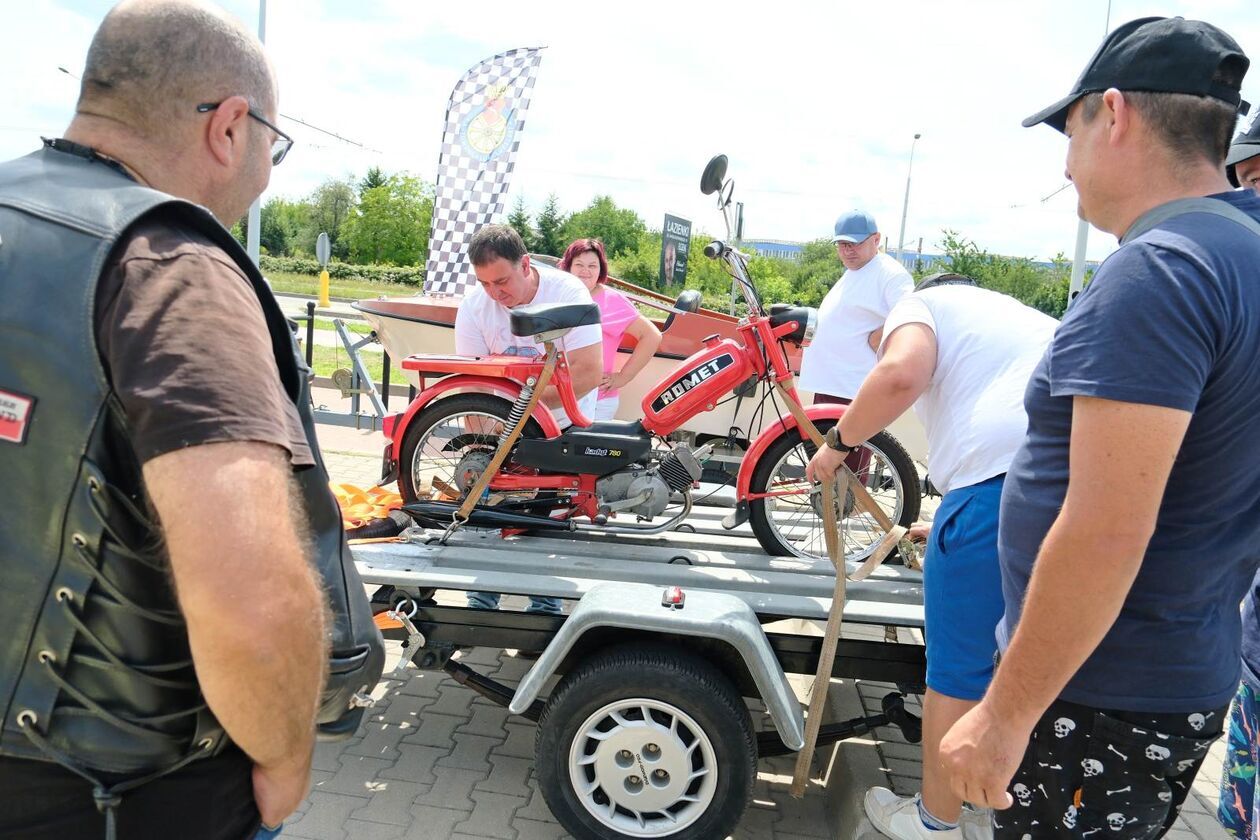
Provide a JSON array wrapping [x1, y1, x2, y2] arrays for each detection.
[[1023, 16, 1250, 134], [1226, 118, 1260, 186]]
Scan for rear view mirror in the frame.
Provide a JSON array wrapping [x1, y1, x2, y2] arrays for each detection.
[[700, 155, 728, 196]]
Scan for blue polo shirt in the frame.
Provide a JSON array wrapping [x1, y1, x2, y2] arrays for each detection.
[[997, 190, 1260, 712]]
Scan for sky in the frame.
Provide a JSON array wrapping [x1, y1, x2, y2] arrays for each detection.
[[4, 0, 1260, 263]]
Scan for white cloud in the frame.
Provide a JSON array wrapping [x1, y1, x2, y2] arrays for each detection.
[[5, 0, 1260, 263]]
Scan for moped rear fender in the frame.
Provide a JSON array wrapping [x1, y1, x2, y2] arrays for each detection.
[[387, 374, 564, 461], [735, 402, 847, 498]]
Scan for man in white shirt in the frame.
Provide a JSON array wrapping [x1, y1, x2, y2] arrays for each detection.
[[455, 225, 603, 424], [807, 273, 1057, 840], [455, 224, 603, 616], [798, 209, 914, 403]]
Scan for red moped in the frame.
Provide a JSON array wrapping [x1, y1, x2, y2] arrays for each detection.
[[384, 155, 918, 561]]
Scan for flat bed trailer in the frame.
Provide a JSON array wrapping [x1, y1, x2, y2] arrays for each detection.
[[351, 499, 927, 840]]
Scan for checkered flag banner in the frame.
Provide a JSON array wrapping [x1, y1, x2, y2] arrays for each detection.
[[424, 47, 544, 295]]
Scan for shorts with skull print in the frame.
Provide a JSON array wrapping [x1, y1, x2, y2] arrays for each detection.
[[995, 697, 1226, 839]]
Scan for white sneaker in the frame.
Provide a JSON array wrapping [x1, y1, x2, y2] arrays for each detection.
[[959, 804, 993, 840], [864, 787, 962, 839]]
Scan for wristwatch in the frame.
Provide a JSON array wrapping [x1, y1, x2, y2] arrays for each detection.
[[824, 425, 856, 454]]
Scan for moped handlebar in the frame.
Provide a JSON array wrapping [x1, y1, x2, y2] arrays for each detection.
[[703, 237, 762, 317]]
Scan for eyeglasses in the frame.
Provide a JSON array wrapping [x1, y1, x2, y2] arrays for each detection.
[[836, 235, 874, 251], [196, 102, 294, 165]]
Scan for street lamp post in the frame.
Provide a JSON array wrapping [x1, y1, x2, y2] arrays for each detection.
[[895, 133, 921, 267], [245, 0, 266, 267]]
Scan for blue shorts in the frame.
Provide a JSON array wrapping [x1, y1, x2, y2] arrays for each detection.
[[924, 474, 1006, 701]]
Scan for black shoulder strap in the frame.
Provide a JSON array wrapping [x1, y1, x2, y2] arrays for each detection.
[[1122, 197, 1260, 244]]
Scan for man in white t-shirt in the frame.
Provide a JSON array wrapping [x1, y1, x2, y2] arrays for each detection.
[[798, 209, 913, 402], [455, 224, 603, 424], [806, 273, 1056, 840], [455, 224, 603, 617]]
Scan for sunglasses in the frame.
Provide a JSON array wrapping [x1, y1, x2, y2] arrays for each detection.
[[196, 102, 294, 165]]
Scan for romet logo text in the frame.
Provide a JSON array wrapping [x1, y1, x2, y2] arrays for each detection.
[[652, 354, 735, 411]]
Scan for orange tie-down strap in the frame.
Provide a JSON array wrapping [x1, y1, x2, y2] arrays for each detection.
[[373, 612, 404, 631], [330, 482, 403, 530]]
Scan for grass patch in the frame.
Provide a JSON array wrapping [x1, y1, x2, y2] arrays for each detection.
[[266, 270, 419, 301], [312, 317, 374, 336], [308, 343, 386, 381]]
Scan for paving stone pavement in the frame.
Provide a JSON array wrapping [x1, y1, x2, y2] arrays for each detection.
[[279, 636, 840, 840]]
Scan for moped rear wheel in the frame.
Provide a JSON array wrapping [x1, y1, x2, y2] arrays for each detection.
[[747, 422, 920, 562], [397, 393, 545, 506]]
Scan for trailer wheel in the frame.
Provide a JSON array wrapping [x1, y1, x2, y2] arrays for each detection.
[[535, 644, 756, 840]]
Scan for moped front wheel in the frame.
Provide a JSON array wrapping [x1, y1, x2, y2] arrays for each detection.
[[747, 422, 920, 562], [397, 393, 544, 506]]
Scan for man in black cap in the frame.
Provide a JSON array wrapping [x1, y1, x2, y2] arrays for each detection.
[[939, 16, 1260, 839], [1227, 117, 1260, 193]]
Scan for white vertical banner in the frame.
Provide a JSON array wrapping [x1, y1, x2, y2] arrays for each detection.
[[424, 47, 544, 295]]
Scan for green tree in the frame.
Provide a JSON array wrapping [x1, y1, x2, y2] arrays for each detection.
[[560, 195, 647, 257], [359, 166, 387, 194], [534, 193, 567, 256], [296, 177, 357, 259], [341, 174, 434, 265], [507, 195, 536, 252], [258, 197, 309, 257], [784, 239, 840, 307]]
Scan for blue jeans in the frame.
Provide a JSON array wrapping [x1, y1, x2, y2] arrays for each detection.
[[467, 591, 562, 614]]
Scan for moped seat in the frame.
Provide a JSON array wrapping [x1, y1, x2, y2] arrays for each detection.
[[509, 303, 600, 338]]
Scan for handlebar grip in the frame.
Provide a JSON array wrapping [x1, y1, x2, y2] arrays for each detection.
[[704, 240, 724, 259]]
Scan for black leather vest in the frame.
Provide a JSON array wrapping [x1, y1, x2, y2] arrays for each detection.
[[0, 146, 383, 787]]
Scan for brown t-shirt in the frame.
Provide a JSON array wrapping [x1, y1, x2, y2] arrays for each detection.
[[94, 219, 313, 466]]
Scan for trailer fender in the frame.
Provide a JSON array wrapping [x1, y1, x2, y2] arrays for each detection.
[[508, 582, 805, 752], [388, 374, 565, 460]]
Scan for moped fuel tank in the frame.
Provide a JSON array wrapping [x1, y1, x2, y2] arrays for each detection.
[[641, 338, 754, 434]]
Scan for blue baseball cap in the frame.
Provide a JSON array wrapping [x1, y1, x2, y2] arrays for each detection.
[[833, 210, 878, 243]]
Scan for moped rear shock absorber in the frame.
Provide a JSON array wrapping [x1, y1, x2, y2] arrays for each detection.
[[498, 376, 536, 449]]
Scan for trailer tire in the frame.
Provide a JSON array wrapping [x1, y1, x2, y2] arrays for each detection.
[[535, 644, 756, 840]]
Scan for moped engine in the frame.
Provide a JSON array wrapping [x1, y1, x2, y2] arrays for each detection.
[[595, 447, 703, 519]]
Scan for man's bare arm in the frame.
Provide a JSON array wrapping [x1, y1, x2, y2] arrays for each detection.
[[145, 442, 327, 811], [544, 342, 602, 410], [940, 396, 1191, 806], [838, 323, 935, 444]]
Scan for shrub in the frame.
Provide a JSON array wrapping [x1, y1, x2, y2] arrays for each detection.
[[259, 255, 425, 286]]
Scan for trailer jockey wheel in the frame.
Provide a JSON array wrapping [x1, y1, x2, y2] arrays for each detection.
[[535, 643, 756, 840]]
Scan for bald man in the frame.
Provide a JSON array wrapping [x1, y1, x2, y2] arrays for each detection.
[[0, 3, 379, 838]]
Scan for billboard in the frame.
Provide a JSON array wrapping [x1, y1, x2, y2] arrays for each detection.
[[660, 213, 692, 287]]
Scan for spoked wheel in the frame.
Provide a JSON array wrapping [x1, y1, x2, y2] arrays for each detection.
[[397, 393, 545, 506], [536, 645, 756, 840], [747, 420, 920, 562]]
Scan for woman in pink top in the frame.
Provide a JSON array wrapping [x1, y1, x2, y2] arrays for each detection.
[[559, 239, 662, 421]]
